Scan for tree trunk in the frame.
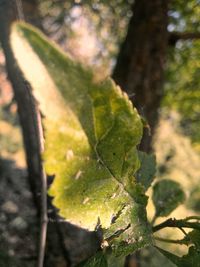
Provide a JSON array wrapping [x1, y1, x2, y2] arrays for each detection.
[[113, 0, 168, 152]]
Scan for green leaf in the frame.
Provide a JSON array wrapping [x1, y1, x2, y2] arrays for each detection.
[[187, 186, 200, 212], [11, 22, 151, 251], [157, 246, 200, 267], [77, 252, 108, 267], [78, 251, 125, 267], [135, 152, 156, 190], [152, 179, 185, 217], [183, 229, 200, 248]]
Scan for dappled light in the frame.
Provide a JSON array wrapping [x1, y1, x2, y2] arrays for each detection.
[[1, 1, 200, 267]]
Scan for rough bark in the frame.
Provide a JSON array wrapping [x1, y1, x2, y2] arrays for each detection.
[[113, 0, 168, 152]]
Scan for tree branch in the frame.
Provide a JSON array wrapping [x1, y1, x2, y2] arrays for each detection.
[[169, 31, 200, 45], [154, 236, 187, 245], [153, 218, 200, 233]]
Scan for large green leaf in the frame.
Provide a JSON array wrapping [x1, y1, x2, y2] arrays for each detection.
[[152, 179, 185, 218], [11, 22, 151, 250]]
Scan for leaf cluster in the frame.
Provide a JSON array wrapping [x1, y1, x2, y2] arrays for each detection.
[[10, 22, 200, 267]]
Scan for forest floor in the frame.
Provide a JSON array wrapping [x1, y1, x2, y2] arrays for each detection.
[[0, 50, 200, 266]]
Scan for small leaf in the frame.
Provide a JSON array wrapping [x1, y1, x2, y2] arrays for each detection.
[[157, 246, 200, 267], [77, 252, 108, 267], [183, 229, 200, 248], [187, 186, 200, 212], [152, 179, 185, 217], [135, 152, 156, 190]]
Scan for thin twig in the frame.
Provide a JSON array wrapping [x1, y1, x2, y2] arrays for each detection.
[[153, 218, 200, 233], [38, 167, 48, 267], [179, 227, 187, 236], [35, 99, 47, 267], [154, 236, 187, 245], [185, 216, 200, 222]]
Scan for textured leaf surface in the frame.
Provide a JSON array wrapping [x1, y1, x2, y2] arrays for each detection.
[[79, 252, 126, 267], [152, 179, 185, 217], [157, 246, 200, 267], [11, 22, 151, 249], [78, 252, 108, 267], [135, 152, 156, 190]]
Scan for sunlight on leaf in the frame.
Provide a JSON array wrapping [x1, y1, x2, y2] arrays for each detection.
[[11, 22, 152, 253]]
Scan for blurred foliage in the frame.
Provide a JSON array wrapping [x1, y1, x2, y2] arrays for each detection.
[[187, 185, 200, 212], [38, 0, 133, 67], [169, 0, 200, 32], [0, 249, 31, 267], [37, 1, 200, 68], [163, 0, 200, 145], [36, 0, 200, 147], [164, 40, 200, 144], [152, 179, 185, 218], [0, 252, 19, 267]]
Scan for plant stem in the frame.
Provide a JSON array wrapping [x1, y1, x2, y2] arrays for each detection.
[[154, 236, 186, 245], [153, 218, 200, 233], [151, 214, 157, 226], [185, 216, 200, 221], [38, 167, 48, 267]]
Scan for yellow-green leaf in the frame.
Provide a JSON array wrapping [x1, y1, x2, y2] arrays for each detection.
[[11, 22, 151, 250]]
